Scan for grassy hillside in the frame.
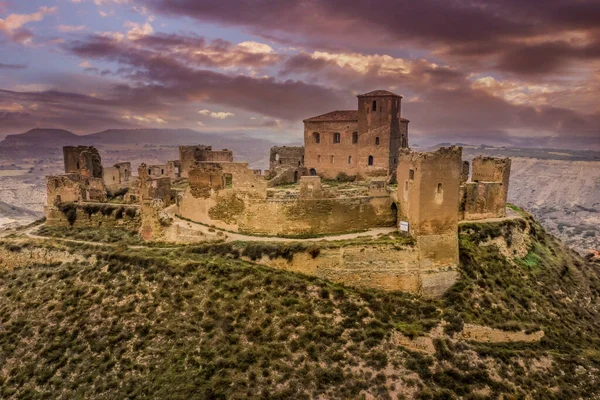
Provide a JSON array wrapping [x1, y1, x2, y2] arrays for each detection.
[[0, 213, 599, 399]]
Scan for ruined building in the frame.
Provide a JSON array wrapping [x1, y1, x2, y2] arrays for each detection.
[[103, 162, 131, 187], [44, 89, 516, 298], [267, 146, 308, 186], [63, 146, 103, 178], [460, 156, 511, 220], [303, 90, 409, 179], [179, 145, 233, 178]]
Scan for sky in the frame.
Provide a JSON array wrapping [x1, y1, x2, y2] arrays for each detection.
[[0, 0, 599, 148]]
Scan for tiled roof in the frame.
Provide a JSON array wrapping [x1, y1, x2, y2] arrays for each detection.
[[303, 110, 358, 122], [358, 90, 401, 97]]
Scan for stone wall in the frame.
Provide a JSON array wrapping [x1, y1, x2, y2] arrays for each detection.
[[471, 156, 511, 214], [103, 167, 120, 186], [137, 163, 172, 205], [248, 241, 454, 297], [46, 174, 107, 206], [148, 164, 166, 178], [179, 145, 234, 178], [104, 162, 131, 190], [63, 146, 103, 178], [460, 182, 506, 220], [179, 174, 396, 236], [165, 160, 181, 179], [45, 203, 140, 230], [303, 119, 366, 179], [269, 146, 305, 170]]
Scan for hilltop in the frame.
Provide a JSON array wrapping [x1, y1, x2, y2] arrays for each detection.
[[0, 210, 599, 398]]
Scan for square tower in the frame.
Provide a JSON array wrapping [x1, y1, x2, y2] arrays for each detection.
[[397, 146, 462, 294]]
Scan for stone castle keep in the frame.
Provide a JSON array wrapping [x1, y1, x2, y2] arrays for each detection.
[[45, 90, 512, 297]]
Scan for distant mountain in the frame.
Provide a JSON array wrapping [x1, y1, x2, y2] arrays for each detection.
[[0, 127, 276, 166], [1, 128, 82, 147]]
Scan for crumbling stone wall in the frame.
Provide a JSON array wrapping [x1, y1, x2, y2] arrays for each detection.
[[139, 200, 172, 241], [397, 146, 462, 292], [63, 146, 103, 178], [103, 167, 119, 186], [46, 174, 107, 206], [165, 160, 181, 179], [137, 163, 172, 205], [461, 161, 470, 184], [299, 176, 324, 199], [255, 243, 422, 293], [188, 162, 226, 198], [266, 166, 309, 187], [104, 162, 131, 189], [471, 156, 511, 212], [461, 182, 505, 220], [269, 146, 305, 170], [179, 145, 234, 178], [45, 203, 140, 230], [458, 156, 511, 220], [178, 169, 395, 236]]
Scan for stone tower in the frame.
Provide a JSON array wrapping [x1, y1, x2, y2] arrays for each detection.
[[357, 90, 408, 176], [397, 146, 462, 296]]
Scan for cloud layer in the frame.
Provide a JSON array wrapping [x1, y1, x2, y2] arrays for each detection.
[[0, 0, 597, 148]]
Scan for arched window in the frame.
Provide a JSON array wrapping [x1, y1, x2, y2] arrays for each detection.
[[333, 132, 341, 143], [352, 132, 358, 144], [348, 156, 352, 164], [375, 137, 380, 145], [435, 183, 444, 204], [148, 168, 151, 174], [275, 153, 280, 161], [309, 168, 317, 176], [161, 169, 164, 175], [405, 181, 408, 192], [313, 132, 320, 143], [372, 100, 377, 112], [330, 155, 334, 164], [368, 155, 374, 166], [317, 155, 321, 163]]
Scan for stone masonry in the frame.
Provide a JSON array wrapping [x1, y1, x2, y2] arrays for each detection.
[[303, 90, 409, 180], [63, 146, 103, 178]]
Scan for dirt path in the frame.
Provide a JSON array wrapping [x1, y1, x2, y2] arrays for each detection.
[[9, 206, 522, 246]]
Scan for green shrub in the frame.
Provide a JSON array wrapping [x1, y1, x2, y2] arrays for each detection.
[[58, 203, 77, 226]]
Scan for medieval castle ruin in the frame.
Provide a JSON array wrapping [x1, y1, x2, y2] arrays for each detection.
[[44, 90, 512, 297]]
